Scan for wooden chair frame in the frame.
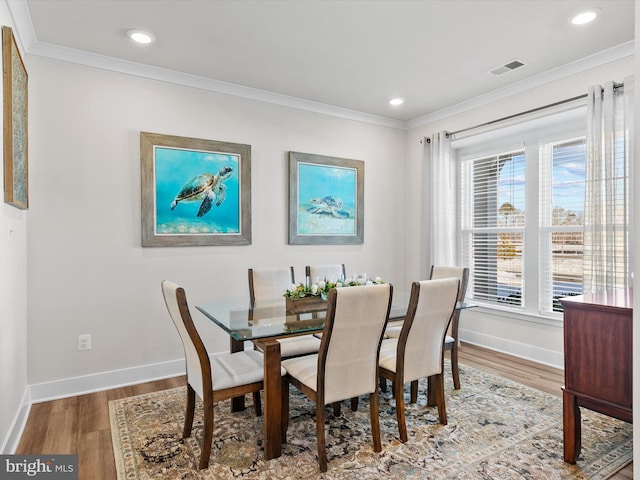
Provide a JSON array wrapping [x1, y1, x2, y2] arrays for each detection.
[[164, 282, 263, 470], [429, 265, 469, 390], [379, 279, 459, 442], [282, 284, 392, 472]]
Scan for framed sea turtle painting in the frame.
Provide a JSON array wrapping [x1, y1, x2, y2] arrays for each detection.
[[140, 132, 251, 246], [288, 151, 364, 245], [3, 26, 28, 210]]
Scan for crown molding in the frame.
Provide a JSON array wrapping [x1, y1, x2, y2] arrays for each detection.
[[6, 0, 634, 131], [29, 40, 406, 129], [406, 41, 634, 130]]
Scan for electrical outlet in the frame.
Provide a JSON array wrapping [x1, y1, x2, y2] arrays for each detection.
[[77, 334, 92, 351]]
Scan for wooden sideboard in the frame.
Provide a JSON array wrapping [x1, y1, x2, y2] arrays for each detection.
[[560, 289, 633, 464]]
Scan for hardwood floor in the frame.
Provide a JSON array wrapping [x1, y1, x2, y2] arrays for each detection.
[[15, 343, 632, 479], [16, 376, 187, 479]]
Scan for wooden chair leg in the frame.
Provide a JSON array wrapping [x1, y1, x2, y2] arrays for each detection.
[[394, 379, 408, 442], [350, 396, 359, 411], [370, 390, 382, 452], [410, 380, 418, 403], [333, 401, 341, 416], [253, 391, 262, 416], [183, 384, 196, 438], [426, 376, 436, 407], [379, 376, 388, 392], [451, 344, 461, 390], [316, 402, 328, 472], [199, 398, 214, 470], [434, 374, 447, 425], [281, 378, 289, 444]]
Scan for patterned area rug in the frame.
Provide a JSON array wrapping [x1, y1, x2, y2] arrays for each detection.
[[109, 362, 632, 479]]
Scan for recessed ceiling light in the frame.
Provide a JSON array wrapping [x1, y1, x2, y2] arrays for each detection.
[[389, 98, 404, 106], [127, 29, 155, 44], [569, 8, 600, 25]]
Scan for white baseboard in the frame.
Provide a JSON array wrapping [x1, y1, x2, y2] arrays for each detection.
[[29, 358, 186, 404], [5, 337, 562, 450], [1, 387, 31, 454], [459, 329, 564, 370]]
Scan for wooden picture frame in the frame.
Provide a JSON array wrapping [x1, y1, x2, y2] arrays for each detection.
[[140, 132, 251, 247], [3, 26, 28, 210], [288, 151, 364, 245]]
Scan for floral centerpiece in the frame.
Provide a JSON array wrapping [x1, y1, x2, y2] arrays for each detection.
[[283, 275, 385, 313], [283, 275, 385, 298]]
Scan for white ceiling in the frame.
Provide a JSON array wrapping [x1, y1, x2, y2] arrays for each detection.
[[15, 0, 635, 126]]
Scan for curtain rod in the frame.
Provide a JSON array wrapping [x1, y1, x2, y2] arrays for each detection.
[[420, 82, 623, 143]]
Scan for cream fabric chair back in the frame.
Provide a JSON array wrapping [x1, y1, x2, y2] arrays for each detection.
[[162, 280, 208, 398], [320, 283, 392, 405], [429, 265, 468, 302], [248, 267, 294, 305], [305, 264, 346, 283], [429, 265, 469, 338], [401, 278, 459, 382]]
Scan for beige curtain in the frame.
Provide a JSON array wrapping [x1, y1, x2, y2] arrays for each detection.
[[583, 77, 633, 292], [426, 132, 457, 268]]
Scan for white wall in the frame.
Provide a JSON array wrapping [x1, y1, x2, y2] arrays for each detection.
[[0, 5, 29, 452], [406, 56, 634, 368], [25, 56, 407, 391]]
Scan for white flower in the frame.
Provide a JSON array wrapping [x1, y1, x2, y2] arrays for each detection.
[[366, 280, 373, 285], [311, 283, 318, 294], [318, 280, 326, 289], [336, 282, 343, 288], [374, 276, 382, 283]]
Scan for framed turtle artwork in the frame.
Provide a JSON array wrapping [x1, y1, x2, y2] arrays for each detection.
[[140, 132, 251, 246], [288, 151, 364, 245]]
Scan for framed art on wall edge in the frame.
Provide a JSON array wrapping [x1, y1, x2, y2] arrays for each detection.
[[3, 26, 28, 210], [140, 132, 251, 247]]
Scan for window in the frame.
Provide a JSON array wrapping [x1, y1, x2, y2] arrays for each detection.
[[458, 110, 591, 318], [539, 139, 586, 314], [460, 150, 525, 307]]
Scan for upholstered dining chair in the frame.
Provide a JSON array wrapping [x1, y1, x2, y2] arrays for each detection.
[[248, 266, 295, 306], [281, 283, 393, 472], [248, 267, 321, 358], [385, 265, 469, 390], [427, 265, 469, 389], [304, 264, 347, 342], [378, 278, 459, 442], [161, 280, 284, 469], [305, 264, 346, 283]]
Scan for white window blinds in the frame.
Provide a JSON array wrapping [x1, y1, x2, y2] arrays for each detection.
[[457, 93, 630, 319], [539, 138, 586, 314], [461, 150, 525, 307]]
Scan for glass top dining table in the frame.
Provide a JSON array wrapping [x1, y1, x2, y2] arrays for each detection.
[[195, 292, 473, 461], [195, 293, 407, 461], [195, 295, 410, 343]]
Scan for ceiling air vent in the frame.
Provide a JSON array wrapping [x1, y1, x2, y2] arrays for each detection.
[[488, 58, 527, 76]]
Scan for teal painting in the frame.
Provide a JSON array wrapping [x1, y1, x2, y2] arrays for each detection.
[[297, 162, 356, 235], [141, 133, 251, 247], [289, 152, 364, 245], [155, 147, 240, 234]]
